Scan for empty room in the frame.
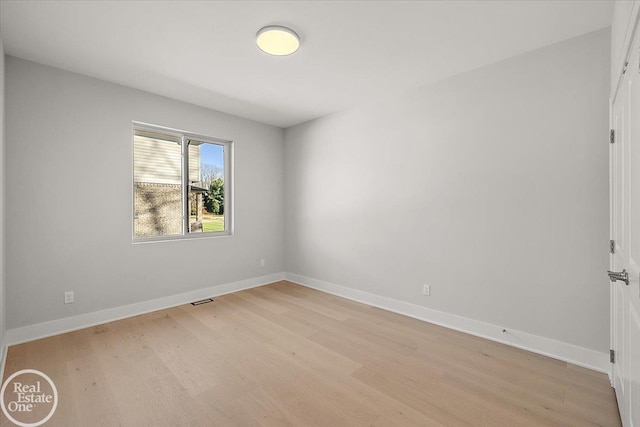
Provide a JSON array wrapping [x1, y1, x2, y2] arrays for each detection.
[[0, 0, 637, 426]]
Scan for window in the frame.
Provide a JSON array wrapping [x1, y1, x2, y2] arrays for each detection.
[[133, 123, 232, 240]]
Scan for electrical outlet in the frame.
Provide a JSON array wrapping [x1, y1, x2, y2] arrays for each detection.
[[260, 259, 266, 268], [423, 284, 431, 296], [64, 291, 74, 304]]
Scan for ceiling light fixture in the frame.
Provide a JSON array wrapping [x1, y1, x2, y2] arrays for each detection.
[[256, 25, 300, 56]]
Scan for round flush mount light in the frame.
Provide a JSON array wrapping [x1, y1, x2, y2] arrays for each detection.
[[256, 25, 300, 56]]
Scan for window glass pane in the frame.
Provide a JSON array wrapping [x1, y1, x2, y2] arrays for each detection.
[[188, 141, 225, 234], [133, 130, 183, 237]]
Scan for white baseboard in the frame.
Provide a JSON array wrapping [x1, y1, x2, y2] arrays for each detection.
[[2, 272, 286, 350], [0, 341, 6, 383], [0, 271, 609, 379], [285, 272, 610, 373]]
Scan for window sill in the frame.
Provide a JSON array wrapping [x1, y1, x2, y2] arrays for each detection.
[[132, 231, 233, 244]]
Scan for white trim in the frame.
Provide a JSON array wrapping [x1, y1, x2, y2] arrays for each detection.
[[612, 0, 640, 104], [285, 273, 610, 373], [0, 345, 6, 386], [0, 271, 609, 379], [610, 94, 615, 386], [2, 273, 285, 350]]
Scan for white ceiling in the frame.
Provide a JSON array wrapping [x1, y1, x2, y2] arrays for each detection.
[[0, 1, 613, 128]]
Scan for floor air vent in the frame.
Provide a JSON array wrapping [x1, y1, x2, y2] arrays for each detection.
[[191, 298, 214, 306]]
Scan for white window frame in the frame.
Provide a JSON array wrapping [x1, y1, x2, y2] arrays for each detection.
[[132, 121, 233, 242]]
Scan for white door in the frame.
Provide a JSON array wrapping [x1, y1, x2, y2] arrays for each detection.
[[611, 24, 640, 427]]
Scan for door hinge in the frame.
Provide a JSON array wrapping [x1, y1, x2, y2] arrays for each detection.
[[610, 240, 616, 254], [610, 349, 615, 363], [610, 129, 615, 144]]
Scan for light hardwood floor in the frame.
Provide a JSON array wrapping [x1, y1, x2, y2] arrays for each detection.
[[1, 281, 621, 426]]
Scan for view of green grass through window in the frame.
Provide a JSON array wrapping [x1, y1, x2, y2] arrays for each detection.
[[189, 141, 225, 234], [133, 127, 228, 239]]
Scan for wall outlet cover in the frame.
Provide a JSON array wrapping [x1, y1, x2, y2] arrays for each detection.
[[64, 291, 74, 304]]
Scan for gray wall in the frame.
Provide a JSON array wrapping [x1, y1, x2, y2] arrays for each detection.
[[0, 30, 5, 344], [5, 57, 285, 329], [284, 29, 611, 352]]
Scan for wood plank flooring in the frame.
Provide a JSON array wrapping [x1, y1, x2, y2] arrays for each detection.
[[0, 281, 621, 426]]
